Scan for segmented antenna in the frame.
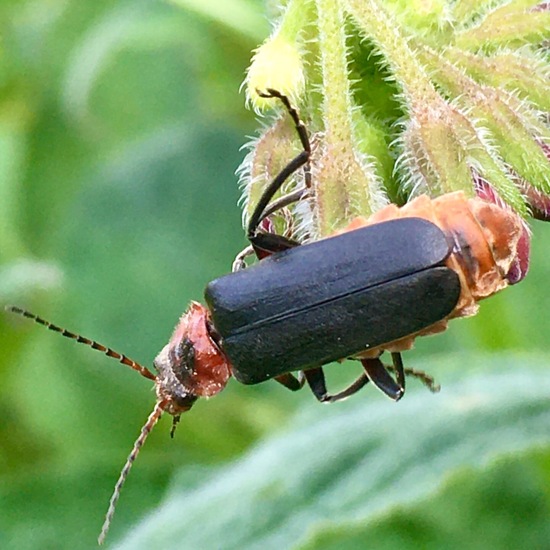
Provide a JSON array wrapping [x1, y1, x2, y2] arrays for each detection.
[[98, 400, 167, 545], [5, 306, 156, 381]]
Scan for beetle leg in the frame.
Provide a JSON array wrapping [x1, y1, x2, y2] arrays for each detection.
[[247, 89, 312, 245], [247, 151, 309, 241], [255, 88, 312, 190], [259, 186, 310, 223], [251, 232, 300, 258], [361, 358, 404, 401], [325, 374, 371, 402], [378, 353, 440, 393], [274, 372, 306, 391], [391, 352, 405, 391], [303, 368, 371, 403], [233, 218, 303, 269], [232, 245, 255, 272]]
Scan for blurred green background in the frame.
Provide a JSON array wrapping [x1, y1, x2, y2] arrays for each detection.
[[1, 1, 550, 549]]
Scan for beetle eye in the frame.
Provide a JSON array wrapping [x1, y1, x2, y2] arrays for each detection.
[[173, 337, 195, 365], [169, 336, 197, 385]]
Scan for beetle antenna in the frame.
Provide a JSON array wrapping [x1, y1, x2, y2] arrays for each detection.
[[5, 306, 157, 381], [98, 399, 167, 545]]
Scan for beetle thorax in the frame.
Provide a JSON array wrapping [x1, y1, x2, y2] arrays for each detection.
[[153, 302, 232, 415]]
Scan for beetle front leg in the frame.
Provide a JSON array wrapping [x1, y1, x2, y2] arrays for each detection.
[[233, 225, 301, 270], [232, 245, 254, 272], [250, 232, 300, 259], [303, 367, 371, 403], [361, 357, 404, 401], [258, 187, 309, 224], [246, 89, 312, 258]]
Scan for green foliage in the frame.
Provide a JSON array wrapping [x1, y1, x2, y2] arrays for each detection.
[[114, 356, 550, 549], [1, 2, 550, 550], [243, 0, 549, 236]]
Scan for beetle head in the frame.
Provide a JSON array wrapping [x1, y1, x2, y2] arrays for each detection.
[[6, 302, 232, 544], [153, 301, 232, 415]]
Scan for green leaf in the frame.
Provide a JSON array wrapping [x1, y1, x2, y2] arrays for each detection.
[[455, 2, 550, 49], [114, 354, 550, 549], [169, 0, 268, 41]]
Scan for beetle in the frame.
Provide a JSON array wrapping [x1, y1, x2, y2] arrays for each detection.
[[5, 89, 529, 543]]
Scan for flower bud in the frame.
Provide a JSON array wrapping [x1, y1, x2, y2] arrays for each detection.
[[400, 98, 479, 197], [311, 135, 387, 238], [245, 36, 305, 112], [455, 0, 550, 49]]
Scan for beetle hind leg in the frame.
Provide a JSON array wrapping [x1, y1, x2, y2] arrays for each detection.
[[361, 358, 404, 401], [390, 352, 405, 391], [274, 354, 437, 403], [383, 352, 440, 393], [275, 370, 363, 401], [246, 90, 312, 255], [367, 352, 441, 396], [302, 367, 371, 403]]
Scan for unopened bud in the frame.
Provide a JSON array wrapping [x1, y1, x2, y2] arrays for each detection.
[[311, 136, 387, 238], [245, 36, 305, 112], [400, 99, 478, 197]]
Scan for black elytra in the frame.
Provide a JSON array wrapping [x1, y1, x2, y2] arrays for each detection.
[[205, 217, 461, 385]]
